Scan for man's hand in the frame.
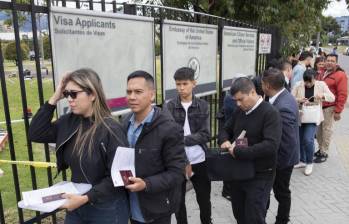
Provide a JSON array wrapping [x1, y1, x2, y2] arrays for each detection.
[[60, 194, 88, 211], [220, 140, 232, 149], [185, 164, 193, 180], [125, 177, 146, 192], [228, 146, 236, 158], [334, 112, 341, 121]]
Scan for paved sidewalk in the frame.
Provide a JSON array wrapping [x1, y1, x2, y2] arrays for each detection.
[[174, 102, 349, 224]]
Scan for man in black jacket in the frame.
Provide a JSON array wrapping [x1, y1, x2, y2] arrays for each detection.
[[218, 77, 282, 224], [262, 68, 300, 224], [123, 70, 187, 224], [164, 67, 212, 224]]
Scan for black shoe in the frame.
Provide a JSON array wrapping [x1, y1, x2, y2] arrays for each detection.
[[314, 150, 322, 157], [314, 152, 328, 163], [221, 191, 231, 201]]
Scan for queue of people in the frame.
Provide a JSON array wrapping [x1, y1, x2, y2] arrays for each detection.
[[27, 52, 347, 224]]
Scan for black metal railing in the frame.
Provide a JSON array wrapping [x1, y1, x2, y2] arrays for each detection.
[[0, 1, 272, 223]]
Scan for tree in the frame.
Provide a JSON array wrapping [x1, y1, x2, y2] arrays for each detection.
[[4, 41, 29, 62], [3, 11, 28, 29], [321, 16, 341, 35], [43, 35, 51, 59]]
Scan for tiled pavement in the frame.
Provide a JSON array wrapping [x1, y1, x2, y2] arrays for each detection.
[[173, 101, 349, 224]]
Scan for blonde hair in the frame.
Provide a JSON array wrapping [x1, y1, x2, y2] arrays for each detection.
[[64, 68, 115, 157]]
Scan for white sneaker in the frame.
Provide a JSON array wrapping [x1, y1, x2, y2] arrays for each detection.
[[294, 162, 306, 169], [304, 164, 313, 176]]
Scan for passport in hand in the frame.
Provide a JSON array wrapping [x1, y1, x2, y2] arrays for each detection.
[[235, 138, 248, 148], [120, 170, 133, 186], [42, 193, 64, 203]]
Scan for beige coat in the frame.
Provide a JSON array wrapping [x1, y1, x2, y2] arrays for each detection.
[[292, 80, 335, 125]]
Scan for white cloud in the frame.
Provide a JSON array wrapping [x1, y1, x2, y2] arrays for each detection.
[[323, 0, 349, 17]]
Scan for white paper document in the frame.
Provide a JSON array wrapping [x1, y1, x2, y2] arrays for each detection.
[[18, 181, 92, 213], [111, 146, 136, 187]]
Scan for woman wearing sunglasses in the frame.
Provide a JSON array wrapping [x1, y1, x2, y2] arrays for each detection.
[[29, 68, 129, 224]]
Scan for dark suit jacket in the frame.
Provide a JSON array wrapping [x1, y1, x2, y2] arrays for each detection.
[[272, 89, 300, 169]]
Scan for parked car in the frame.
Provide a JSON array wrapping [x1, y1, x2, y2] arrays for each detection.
[[344, 47, 349, 56], [29, 51, 41, 61], [29, 51, 35, 60]]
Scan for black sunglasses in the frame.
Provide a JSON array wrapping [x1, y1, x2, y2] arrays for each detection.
[[62, 90, 85, 99]]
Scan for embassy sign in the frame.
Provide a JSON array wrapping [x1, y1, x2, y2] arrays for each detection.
[[162, 20, 218, 100], [50, 7, 155, 115], [53, 16, 116, 29], [221, 26, 257, 90]]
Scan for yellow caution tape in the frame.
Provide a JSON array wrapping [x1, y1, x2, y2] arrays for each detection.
[[0, 160, 57, 168]]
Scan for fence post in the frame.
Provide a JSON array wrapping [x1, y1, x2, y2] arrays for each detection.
[[0, 191, 4, 224], [0, 16, 24, 223]]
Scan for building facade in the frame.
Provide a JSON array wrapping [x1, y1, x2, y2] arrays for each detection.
[[336, 16, 349, 33]]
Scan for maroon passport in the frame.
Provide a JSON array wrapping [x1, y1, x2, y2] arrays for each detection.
[[120, 170, 133, 186], [236, 138, 248, 148], [42, 193, 64, 203]]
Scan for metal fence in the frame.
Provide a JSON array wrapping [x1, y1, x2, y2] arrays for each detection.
[[0, 1, 275, 223]]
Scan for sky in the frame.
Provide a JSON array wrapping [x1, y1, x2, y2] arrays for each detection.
[[323, 0, 349, 17]]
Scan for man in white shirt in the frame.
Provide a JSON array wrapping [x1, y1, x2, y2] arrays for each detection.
[[164, 67, 212, 224]]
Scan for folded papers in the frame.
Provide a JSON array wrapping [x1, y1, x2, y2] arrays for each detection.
[[18, 181, 92, 213]]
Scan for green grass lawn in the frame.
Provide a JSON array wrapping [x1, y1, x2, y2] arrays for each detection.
[[3, 60, 53, 73]]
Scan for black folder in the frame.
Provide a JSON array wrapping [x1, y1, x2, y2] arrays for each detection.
[[205, 148, 255, 181]]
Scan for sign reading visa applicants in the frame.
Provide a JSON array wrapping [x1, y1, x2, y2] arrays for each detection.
[[162, 20, 218, 100], [50, 7, 155, 115], [222, 26, 257, 90], [259, 33, 272, 54]]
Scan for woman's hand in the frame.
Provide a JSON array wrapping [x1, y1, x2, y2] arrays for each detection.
[[299, 98, 308, 104], [60, 194, 89, 211], [48, 73, 70, 105], [315, 93, 324, 101]]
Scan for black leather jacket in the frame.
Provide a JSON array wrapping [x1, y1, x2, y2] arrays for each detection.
[[29, 102, 128, 204], [164, 95, 210, 152], [122, 106, 187, 222]]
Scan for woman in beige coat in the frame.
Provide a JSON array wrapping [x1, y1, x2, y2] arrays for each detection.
[[292, 69, 335, 175]]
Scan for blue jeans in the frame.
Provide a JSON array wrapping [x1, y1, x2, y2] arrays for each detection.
[[64, 194, 129, 224], [299, 123, 317, 164]]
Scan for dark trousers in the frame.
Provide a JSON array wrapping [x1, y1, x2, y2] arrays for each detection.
[[273, 166, 293, 224], [130, 215, 171, 224], [175, 161, 212, 224], [229, 178, 273, 224]]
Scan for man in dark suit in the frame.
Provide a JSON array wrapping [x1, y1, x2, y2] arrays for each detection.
[[262, 68, 300, 224]]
